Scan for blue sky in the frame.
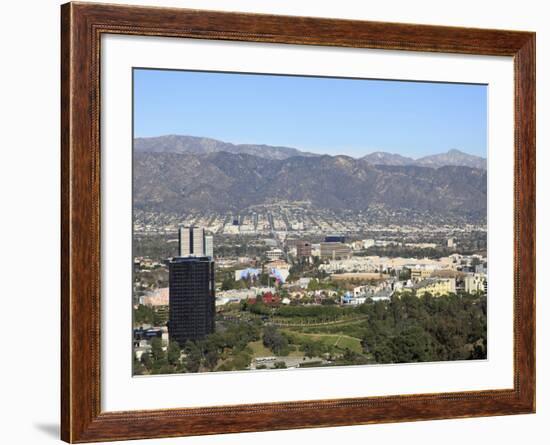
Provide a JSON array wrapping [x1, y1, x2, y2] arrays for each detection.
[[133, 68, 487, 159]]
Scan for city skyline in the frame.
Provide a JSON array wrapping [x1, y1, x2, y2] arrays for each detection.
[[132, 67, 488, 376], [133, 68, 487, 159]]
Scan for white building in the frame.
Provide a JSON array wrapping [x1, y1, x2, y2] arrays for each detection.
[[266, 248, 284, 260], [319, 257, 377, 274], [311, 244, 321, 257], [363, 239, 375, 249], [205, 235, 214, 258], [179, 225, 206, 256], [464, 273, 487, 294], [341, 294, 367, 305]]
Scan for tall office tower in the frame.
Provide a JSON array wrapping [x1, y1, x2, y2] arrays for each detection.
[[168, 256, 215, 345], [204, 235, 214, 258], [178, 226, 206, 256]]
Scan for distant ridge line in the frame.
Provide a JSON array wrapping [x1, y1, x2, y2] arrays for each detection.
[[134, 134, 486, 169]]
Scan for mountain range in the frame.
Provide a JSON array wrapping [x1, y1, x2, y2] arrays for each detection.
[[135, 135, 486, 170], [134, 149, 487, 217], [361, 149, 486, 170], [134, 135, 318, 161]]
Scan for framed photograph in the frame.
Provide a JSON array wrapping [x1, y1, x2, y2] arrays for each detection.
[[61, 2, 535, 442]]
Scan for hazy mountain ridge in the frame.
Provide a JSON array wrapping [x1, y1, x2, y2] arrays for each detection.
[[362, 149, 486, 170], [135, 135, 486, 170], [134, 135, 319, 161], [134, 151, 487, 216], [415, 149, 487, 170], [361, 152, 416, 166]]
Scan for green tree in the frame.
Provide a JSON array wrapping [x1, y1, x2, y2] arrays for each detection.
[[307, 278, 320, 291], [301, 340, 324, 358], [391, 325, 435, 363], [231, 352, 252, 370], [158, 364, 175, 374], [134, 304, 154, 325], [249, 302, 271, 316], [184, 341, 202, 373], [167, 341, 181, 366], [341, 348, 368, 365], [221, 276, 237, 291], [398, 267, 411, 281], [151, 358, 170, 374], [150, 337, 165, 361], [133, 353, 146, 375], [372, 338, 395, 363], [140, 351, 152, 370], [204, 349, 220, 370], [263, 325, 289, 355], [202, 338, 220, 370]]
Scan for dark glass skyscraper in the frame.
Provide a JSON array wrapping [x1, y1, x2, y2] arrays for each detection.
[[168, 256, 215, 345]]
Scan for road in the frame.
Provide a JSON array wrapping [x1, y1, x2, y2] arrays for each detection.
[[250, 355, 327, 370]]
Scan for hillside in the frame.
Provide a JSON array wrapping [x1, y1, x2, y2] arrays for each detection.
[[134, 151, 487, 216]]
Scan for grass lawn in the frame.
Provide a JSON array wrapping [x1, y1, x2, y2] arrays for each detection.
[[248, 339, 305, 358], [283, 331, 363, 354], [248, 340, 272, 357]]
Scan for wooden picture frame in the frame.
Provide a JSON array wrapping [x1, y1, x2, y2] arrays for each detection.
[[61, 2, 535, 442]]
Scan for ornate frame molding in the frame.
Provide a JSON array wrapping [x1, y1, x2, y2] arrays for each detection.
[[61, 2, 535, 442]]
